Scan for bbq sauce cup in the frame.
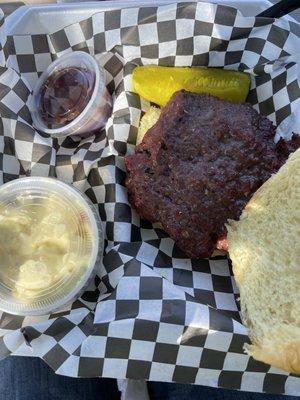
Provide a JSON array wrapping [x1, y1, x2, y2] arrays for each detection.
[[30, 51, 112, 138]]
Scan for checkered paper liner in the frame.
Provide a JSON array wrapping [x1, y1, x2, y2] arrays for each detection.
[[0, 2, 299, 395]]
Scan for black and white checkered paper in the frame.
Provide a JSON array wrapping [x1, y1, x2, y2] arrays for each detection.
[[0, 2, 299, 395]]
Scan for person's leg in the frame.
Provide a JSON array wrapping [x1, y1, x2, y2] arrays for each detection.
[[148, 382, 300, 400], [0, 356, 120, 400]]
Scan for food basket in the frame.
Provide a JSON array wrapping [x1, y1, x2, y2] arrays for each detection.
[[0, 0, 299, 395]]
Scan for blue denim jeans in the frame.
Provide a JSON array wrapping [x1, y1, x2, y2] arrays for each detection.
[[0, 356, 299, 400]]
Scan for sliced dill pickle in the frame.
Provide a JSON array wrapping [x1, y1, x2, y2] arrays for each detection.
[[132, 65, 250, 106]]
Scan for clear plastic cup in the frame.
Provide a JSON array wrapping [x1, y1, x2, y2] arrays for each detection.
[[30, 51, 112, 138], [0, 177, 102, 316]]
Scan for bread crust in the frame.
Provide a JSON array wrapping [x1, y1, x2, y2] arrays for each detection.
[[245, 341, 300, 375]]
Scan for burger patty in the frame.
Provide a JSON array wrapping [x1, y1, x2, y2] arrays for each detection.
[[125, 91, 300, 259]]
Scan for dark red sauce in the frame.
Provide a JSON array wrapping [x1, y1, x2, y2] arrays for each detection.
[[39, 67, 95, 129]]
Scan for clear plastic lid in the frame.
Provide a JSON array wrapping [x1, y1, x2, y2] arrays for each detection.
[[30, 51, 112, 138], [0, 177, 102, 316]]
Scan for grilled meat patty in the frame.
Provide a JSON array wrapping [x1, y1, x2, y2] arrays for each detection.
[[125, 91, 300, 259]]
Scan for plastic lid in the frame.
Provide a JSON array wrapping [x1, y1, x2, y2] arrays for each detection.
[[30, 51, 105, 137], [0, 177, 102, 316]]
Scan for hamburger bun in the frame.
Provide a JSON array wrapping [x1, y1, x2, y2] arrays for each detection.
[[227, 148, 300, 374]]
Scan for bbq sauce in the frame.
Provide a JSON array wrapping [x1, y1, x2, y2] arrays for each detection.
[[39, 67, 95, 129]]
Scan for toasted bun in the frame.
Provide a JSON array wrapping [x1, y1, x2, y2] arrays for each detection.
[[227, 148, 300, 374], [137, 106, 161, 145]]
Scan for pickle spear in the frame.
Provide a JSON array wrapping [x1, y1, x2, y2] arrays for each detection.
[[132, 65, 250, 106]]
